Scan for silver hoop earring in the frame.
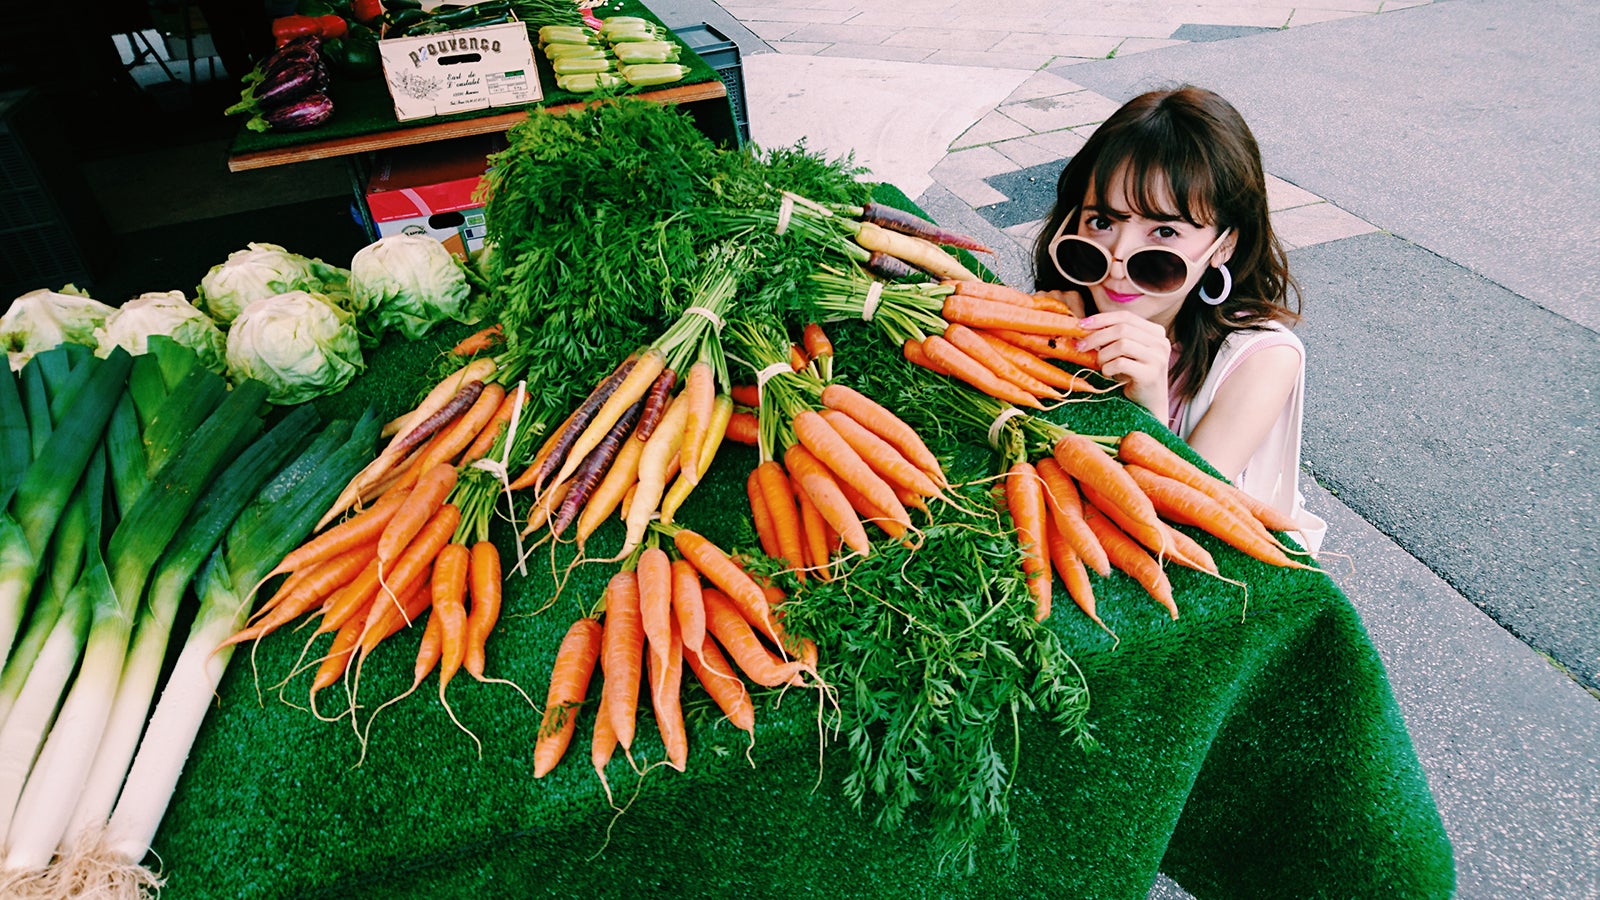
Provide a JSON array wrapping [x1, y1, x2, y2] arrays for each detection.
[[1199, 263, 1232, 305]]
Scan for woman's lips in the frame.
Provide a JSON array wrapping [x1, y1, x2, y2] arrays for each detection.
[[1104, 289, 1142, 304]]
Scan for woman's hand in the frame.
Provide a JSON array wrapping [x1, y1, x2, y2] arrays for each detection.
[[1076, 311, 1171, 418]]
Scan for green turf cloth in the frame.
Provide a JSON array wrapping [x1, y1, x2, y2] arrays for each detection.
[[228, 0, 722, 158], [148, 191, 1453, 899]]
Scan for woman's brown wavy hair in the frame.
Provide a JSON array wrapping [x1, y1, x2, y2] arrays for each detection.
[[1032, 85, 1300, 403]]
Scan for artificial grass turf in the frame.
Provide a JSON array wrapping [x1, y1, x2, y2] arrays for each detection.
[[145, 310, 1453, 899]]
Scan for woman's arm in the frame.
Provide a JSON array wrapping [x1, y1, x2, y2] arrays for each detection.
[[1182, 344, 1301, 481]]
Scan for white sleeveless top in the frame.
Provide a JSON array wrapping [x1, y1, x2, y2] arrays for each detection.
[[1170, 323, 1327, 555]]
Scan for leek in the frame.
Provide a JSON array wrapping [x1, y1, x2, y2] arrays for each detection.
[[1, 376, 268, 872], [65, 401, 318, 840], [104, 408, 378, 865], [0, 349, 132, 669]]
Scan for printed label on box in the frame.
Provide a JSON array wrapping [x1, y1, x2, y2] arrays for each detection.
[[379, 21, 542, 122]]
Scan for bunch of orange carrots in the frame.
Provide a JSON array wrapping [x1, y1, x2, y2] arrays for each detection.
[[532, 528, 821, 782], [809, 268, 1112, 409], [999, 422, 1316, 631], [720, 319, 956, 579]]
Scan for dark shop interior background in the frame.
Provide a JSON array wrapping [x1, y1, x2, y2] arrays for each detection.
[[2, 0, 370, 309]]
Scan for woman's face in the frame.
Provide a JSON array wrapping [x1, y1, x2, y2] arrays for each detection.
[[1075, 171, 1232, 330]]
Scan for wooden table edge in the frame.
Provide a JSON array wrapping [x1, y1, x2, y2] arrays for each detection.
[[227, 80, 728, 172]]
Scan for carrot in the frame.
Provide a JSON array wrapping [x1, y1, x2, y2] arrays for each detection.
[[684, 641, 754, 734], [833, 475, 908, 541], [754, 460, 806, 579], [950, 278, 1055, 309], [942, 294, 1089, 337], [1125, 465, 1314, 570], [533, 616, 603, 778], [574, 427, 646, 549], [1161, 521, 1218, 574], [321, 378, 483, 530], [671, 558, 706, 655], [746, 468, 781, 560], [222, 542, 375, 648], [987, 328, 1100, 370], [521, 479, 571, 538], [1051, 433, 1161, 537], [1044, 520, 1111, 637], [1035, 457, 1110, 577], [945, 323, 1061, 398], [418, 381, 506, 473], [312, 557, 383, 637], [725, 411, 760, 446], [863, 250, 922, 281], [359, 502, 462, 653], [679, 360, 716, 485], [729, 383, 761, 407], [672, 529, 782, 647], [1116, 429, 1301, 533], [377, 463, 458, 565], [793, 410, 911, 529], [380, 358, 497, 440], [599, 569, 644, 751], [524, 353, 644, 493], [506, 400, 585, 493], [820, 383, 945, 487], [430, 543, 479, 750], [921, 334, 1045, 408], [818, 409, 941, 499], [632, 366, 679, 443], [619, 392, 690, 557], [549, 395, 646, 537], [783, 444, 870, 556], [802, 323, 833, 361], [451, 323, 504, 357], [903, 337, 948, 375], [792, 471, 832, 582], [972, 331, 1106, 394], [661, 393, 734, 524], [861, 202, 993, 253], [1080, 480, 1219, 574], [789, 343, 809, 372], [638, 546, 674, 669], [648, 618, 687, 771], [852, 220, 979, 281], [271, 487, 409, 579], [310, 606, 367, 715], [463, 540, 502, 679], [1005, 461, 1052, 622], [460, 383, 526, 468], [701, 589, 809, 687], [1084, 506, 1177, 620]]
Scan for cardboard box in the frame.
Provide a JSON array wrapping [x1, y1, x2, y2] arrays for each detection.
[[364, 135, 504, 260], [379, 20, 541, 122]]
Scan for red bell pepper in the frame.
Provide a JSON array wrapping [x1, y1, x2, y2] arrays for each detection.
[[350, 0, 383, 25], [271, 14, 349, 46]]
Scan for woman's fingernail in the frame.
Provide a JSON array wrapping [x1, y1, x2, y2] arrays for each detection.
[[1079, 316, 1096, 328], [1074, 339, 1089, 352]]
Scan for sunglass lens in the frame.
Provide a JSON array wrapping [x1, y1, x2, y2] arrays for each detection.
[[1127, 248, 1188, 294], [1055, 239, 1108, 285]]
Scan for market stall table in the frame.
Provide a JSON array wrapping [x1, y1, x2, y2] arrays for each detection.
[[148, 310, 1454, 898]]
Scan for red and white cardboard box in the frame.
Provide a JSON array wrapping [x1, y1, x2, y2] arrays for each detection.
[[378, 20, 541, 122], [363, 135, 504, 260]]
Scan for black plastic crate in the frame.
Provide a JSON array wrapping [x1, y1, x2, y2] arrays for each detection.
[[673, 22, 749, 146]]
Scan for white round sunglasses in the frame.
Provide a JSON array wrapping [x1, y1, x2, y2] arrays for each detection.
[[1047, 207, 1232, 298]]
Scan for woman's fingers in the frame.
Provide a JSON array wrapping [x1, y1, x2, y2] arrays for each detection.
[[1077, 312, 1171, 415]]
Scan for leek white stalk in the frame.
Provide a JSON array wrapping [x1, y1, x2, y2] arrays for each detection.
[[103, 555, 248, 861]]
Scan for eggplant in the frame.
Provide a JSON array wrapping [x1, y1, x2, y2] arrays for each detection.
[[255, 35, 322, 79], [258, 93, 335, 132], [256, 58, 326, 109]]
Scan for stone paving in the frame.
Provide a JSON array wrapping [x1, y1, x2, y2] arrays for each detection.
[[721, 0, 1415, 284]]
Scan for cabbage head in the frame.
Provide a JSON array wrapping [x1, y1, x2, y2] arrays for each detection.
[[224, 290, 364, 405], [94, 291, 227, 372], [1, 286, 117, 371], [198, 242, 352, 325], [349, 235, 473, 340]]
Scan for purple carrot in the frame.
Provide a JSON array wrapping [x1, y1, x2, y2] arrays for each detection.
[[632, 367, 679, 442], [862, 251, 926, 282], [388, 379, 484, 461], [549, 395, 647, 537], [859, 201, 994, 254], [530, 357, 637, 493]]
